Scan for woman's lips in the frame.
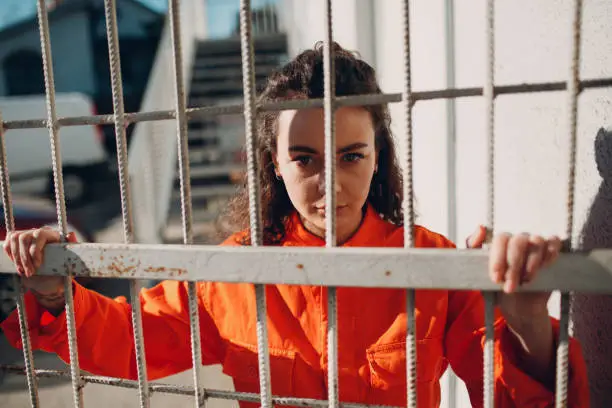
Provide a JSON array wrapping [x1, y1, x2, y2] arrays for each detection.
[[315, 205, 348, 214]]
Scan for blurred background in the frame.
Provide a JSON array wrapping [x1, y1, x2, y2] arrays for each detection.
[[0, 0, 611, 407]]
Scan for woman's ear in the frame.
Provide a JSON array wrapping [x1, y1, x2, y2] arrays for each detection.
[[272, 153, 281, 178]]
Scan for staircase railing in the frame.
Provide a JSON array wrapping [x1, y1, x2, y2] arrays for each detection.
[[127, 0, 205, 244]]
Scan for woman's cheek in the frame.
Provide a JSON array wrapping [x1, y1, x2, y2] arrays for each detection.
[[285, 175, 318, 208], [348, 164, 375, 198]]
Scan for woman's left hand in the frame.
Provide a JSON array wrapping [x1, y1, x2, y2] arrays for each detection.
[[466, 226, 562, 322], [466, 226, 563, 386]]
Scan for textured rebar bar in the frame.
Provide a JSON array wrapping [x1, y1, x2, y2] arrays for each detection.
[[103, 0, 149, 406], [35, 2, 82, 406]]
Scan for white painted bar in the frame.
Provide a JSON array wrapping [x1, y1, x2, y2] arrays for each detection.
[[1, 244, 611, 293]]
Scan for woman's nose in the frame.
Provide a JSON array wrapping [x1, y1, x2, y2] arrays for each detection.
[[317, 170, 342, 196]]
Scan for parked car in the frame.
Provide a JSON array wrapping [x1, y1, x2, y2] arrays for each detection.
[[0, 196, 92, 322], [0, 92, 111, 206]]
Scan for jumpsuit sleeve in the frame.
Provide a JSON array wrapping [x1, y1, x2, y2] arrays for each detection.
[[445, 289, 589, 407], [1, 279, 225, 381]]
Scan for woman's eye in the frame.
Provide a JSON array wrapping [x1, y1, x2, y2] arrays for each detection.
[[293, 156, 313, 166], [342, 153, 364, 163]]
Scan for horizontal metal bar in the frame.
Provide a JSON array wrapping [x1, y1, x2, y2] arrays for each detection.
[[1, 243, 611, 293], [0, 365, 398, 408], [3, 78, 611, 131]]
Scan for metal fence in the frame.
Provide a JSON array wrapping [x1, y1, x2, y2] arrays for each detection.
[[1, 0, 612, 407]]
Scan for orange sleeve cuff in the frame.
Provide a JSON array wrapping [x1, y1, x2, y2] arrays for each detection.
[[495, 318, 589, 407], [1, 280, 87, 354]]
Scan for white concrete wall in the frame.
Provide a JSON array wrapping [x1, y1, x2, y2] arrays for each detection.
[[281, 0, 612, 405], [283, 0, 611, 240], [281, 0, 376, 66], [376, 0, 611, 246], [0, 12, 96, 96]]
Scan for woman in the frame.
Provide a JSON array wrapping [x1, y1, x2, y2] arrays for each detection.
[[2, 43, 588, 407]]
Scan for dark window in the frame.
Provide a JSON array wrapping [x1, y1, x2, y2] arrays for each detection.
[[3, 49, 45, 96]]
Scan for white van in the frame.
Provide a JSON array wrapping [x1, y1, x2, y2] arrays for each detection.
[[0, 93, 110, 205]]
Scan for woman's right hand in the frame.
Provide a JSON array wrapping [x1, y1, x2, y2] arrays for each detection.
[[3, 227, 65, 296]]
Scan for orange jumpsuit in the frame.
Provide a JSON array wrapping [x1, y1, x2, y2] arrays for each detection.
[[2, 205, 589, 407]]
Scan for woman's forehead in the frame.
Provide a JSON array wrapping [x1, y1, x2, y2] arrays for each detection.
[[277, 106, 375, 151]]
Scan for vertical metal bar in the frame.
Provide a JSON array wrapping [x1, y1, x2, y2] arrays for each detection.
[[484, 0, 495, 232], [405, 288, 417, 408], [239, 1, 271, 407], [168, 0, 205, 406], [102, 1, 149, 407], [0, 112, 40, 408], [443, 1, 458, 405], [400, 0, 417, 407], [240, 1, 262, 244], [35, 2, 84, 407], [323, 1, 337, 249], [36, 0, 68, 236], [557, 1, 583, 406], [483, 1, 496, 406], [556, 293, 571, 408], [564, 0, 583, 248], [322, 1, 339, 407], [401, 0, 415, 248], [483, 292, 495, 408], [444, 0, 457, 248]]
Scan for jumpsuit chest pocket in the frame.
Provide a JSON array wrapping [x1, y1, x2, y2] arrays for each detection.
[[366, 338, 444, 389]]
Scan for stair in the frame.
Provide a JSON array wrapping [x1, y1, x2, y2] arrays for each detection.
[[164, 33, 288, 244]]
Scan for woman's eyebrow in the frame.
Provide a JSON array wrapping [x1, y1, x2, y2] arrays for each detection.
[[337, 142, 369, 153], [289, 145, 318, 154], [288, 142, 369, 155]]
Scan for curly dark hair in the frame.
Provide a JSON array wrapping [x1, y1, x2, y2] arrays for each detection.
[[218, 42, 403, 245]]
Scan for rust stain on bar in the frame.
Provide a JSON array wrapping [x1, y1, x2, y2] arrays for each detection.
[[59, 256, 186, 277], [144, 266, 187, 275]]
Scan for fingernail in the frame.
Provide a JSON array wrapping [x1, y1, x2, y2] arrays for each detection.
[[16, 265, 24, 275]]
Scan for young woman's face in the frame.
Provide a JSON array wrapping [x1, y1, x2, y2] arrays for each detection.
[[274, 107, 377, 243]]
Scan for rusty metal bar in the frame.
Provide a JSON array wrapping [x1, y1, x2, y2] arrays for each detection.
[[0, 365, 401, 408], [0, 109, 40, 408], [167, 0, 205, 406], [323, 2, 337, 248], [557, 0, 584, 406], [322, 0, 339, 406], [483, 292, 495, 408], [35, 2, 83, 406], [556, 293, 571, 407], [239, 1, 271, 408], [102, 0, 149, 406], [484, 0, 496, 233], [3, 245, 612, 292], [483, 0, 496, 406], [400, 0, 417, 405], [406, 288, 417, 408]]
